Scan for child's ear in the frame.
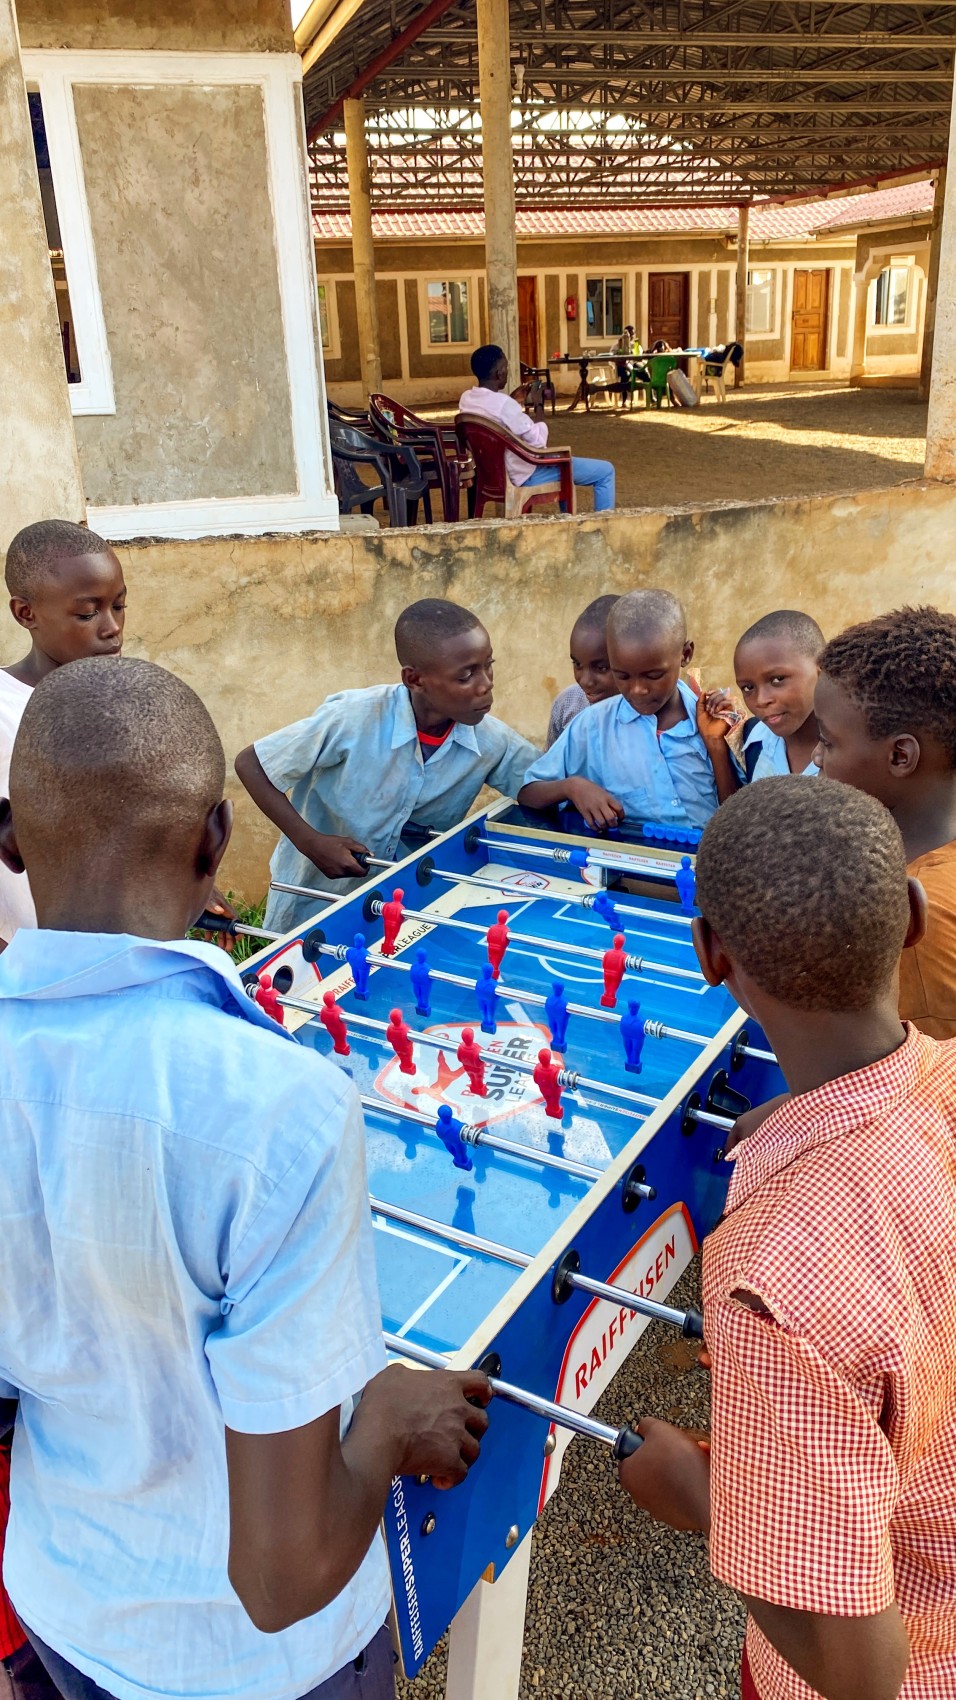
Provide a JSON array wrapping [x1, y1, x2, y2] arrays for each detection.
[[401, 664, 423, 693], [0, 800, 25, 876], [8, 597, 37, 634], [889, 734, 921, 777], [681, 639, 695, 668], [904, 876, 929, 951], [691, 914, 731, 986], [197, 799, 233, 881]]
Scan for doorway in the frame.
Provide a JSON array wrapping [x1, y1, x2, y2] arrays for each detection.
[[647, 273, 689, 348], [790, 270, 830, 370], [518, 276, 539, 370]]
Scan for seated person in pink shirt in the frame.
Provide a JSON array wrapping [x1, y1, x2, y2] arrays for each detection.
[[458, 345, 615, 512]]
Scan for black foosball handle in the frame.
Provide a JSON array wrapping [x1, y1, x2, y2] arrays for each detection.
[[612, 1424, 643, 1459]]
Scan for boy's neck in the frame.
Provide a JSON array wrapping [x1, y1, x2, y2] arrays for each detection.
[[892, 775, 956, 862], [764, 1001, 907, 1100], [783, 711, 819, 773], [5, 645, 58, 688], [652, 682, 686, 732], [410, 694, 454, 736]]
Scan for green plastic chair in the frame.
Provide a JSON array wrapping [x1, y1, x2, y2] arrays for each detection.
[[643, 353, 678, 409]]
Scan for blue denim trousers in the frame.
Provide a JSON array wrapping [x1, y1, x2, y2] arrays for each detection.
[[523, 456, 616, 511]]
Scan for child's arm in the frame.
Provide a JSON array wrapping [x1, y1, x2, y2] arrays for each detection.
[[518, 775, 625, 829], [235, 745, 369, 881]]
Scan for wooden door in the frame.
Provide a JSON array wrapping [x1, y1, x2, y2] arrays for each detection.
[[647, 272, 689, 348], [518, 276, 539, 369], [790, 270, 830, 370]]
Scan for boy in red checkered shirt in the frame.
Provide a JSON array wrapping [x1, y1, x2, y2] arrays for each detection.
[[619, 775, 956, 1700]]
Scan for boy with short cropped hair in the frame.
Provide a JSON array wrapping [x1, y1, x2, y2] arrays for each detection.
[[814, 604, 956, 1039], [619, 776, 956, 1700], [0, 657, 489, 1700], [731, 608, 824, 780], [0, 519, 126, 947], [520, 588, 738, 830], [236, 597, 539, 934], [546, 594, 619, 747]]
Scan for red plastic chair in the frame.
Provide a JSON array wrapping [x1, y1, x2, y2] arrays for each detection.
[[455, 415, 575, 518], [370, 394, 474, 522]]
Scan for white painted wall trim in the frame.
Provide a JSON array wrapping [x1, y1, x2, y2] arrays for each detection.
[[22, 49, 339, 539]]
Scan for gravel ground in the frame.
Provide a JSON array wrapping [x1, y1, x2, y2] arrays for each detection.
[[397, 1259, 744, 1700], [425, 380, 927, 513]]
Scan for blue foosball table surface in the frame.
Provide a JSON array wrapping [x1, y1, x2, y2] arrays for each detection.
[[239, 804, 784, 1678]]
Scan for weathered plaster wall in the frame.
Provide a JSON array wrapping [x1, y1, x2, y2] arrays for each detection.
[[72, 82, 296, 506], [0, 0, 85, 548], [1, 482, 944, 899], [16, 0, 292, 51]]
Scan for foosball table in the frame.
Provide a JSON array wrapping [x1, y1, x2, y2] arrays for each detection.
[[221, 805, 784, 1698]]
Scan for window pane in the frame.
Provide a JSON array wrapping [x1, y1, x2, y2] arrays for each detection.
[[605, 278, 624, 338], [449, 280, 469, 343], [875, 266, 909, 327], [317, 283, 330, 350], [29, 91, 81, 384], [585, 276, 603, 336], [746, 268, 774, 335], [427, 280, 450, 344]]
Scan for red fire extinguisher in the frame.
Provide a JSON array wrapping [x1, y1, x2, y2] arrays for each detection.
[[564, 296, 577, 321]]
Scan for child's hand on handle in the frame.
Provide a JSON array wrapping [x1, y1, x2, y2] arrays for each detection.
[[200, 887, 237, 953], [367, 1363, 492, 1489], [617, 1415, 712, 1532], [300, 827, 371, 881], [566, 777, 626, 831]]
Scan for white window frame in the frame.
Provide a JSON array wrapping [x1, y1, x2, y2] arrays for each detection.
[[745, 266, 777, 338], [419, 276, 475, 352], [316, 278, 341, 360], [20, 50, 338, 539], [870, 258, 916, 334], [582, 274, 626, 345]]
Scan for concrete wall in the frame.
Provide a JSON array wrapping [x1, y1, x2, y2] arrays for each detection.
[[0, 481, 946, 900], [16, 0, 292, 51], [72, 82, 296, 505]]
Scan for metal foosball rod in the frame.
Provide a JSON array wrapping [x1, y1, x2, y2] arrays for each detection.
[[275, 990, 662, 1114], [309, 934, 709, 1050], [383, 1333, 642, 1459], [372, 1198, 701, 1337], [465, 832, 695, 884], [413, 864, 696, 934], [358, 1094, 604, 1182]]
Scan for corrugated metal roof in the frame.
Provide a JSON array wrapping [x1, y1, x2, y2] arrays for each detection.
[[312, 179, 934, 243]]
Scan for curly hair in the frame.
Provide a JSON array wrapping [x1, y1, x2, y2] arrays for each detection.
[[819, 606, 956, 767], [695, 776, 909, 1011], [5, 519, 112, 600]]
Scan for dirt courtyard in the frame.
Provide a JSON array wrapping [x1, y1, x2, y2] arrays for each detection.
[[429, 381, 928, 512]]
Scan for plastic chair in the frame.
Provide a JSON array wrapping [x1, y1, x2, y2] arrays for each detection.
[[369, 394, 474, 523], [328, 419, 432, 527], [519, 363, 557, 416], [328, 399, 375, 430], [581, 363, 620, 410], [701, 347, 737, 402], [643, 354, 678, 409], [455, 415, 575, 518]]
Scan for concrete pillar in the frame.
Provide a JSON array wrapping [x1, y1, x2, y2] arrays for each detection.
[[926, 70, 956, 477], [0, 0, 84, 554], [849, 272, 869, 387], [734, 202, 749, 388], [343, 97, 382, 400], [919, 166, 945, 402], [477, 0, 519, 382]]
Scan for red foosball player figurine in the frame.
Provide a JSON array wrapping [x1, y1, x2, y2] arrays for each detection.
[[386, 1006, 416, 1075], [254, 972, 284, 1026], [601, 933, 627, 1008], [318, 989, 350, 1056], [456, 1027, 487, 1097], [381, 889, 405, 957], [533, 1047, 564, 1120], [486, 909, 511, 980]]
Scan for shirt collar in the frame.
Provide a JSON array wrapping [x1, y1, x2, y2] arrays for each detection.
[[0, 929, 290, 1039], [725, 1025, 933, 1214], [388, 688, 481, 755], [616, 677, 697, 734]]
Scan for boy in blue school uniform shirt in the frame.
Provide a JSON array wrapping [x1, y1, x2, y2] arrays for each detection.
[[236, 599, 539, 934], [519, 589, 739, 830], [0, 658, 489, 1700]]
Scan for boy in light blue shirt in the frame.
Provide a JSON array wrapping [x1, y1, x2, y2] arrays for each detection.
[[0, 657, 489, 1700], [519, 589, 739, 831], [236, 598, 540, 934], [730, 609, 824, 782]]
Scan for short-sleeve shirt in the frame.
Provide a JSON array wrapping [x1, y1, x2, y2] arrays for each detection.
[[0, 931, 389, 1700], [256, 684, 540, 933], [522, 680, 719, 829], [899, 840, 956, 1040], [740, 718, 820, 783], [546, 683, 589, 748], [703, 1027, 956, 1700], [0, 671, 36, 944]]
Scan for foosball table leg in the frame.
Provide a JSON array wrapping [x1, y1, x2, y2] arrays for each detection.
[[444, 1528, 534, 1700]]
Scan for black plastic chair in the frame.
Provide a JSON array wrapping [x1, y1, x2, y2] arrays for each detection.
[[328, 420, 432, 527], [519, 363, 557, 416], [328, 399, 374, 429]]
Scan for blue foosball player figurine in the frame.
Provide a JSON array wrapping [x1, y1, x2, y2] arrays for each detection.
[[474, 963, 499, 1034], [592, 889, 621, 931], [620, 1000, 646, 1074], [436, 1105, 473, 1171], [545, 980, 570, 1051], [410, 948, 433, 1018], [346, 931, 370, 1000], [675, 855, 697, 914]]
